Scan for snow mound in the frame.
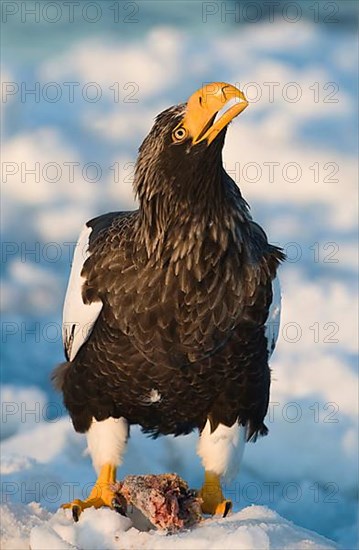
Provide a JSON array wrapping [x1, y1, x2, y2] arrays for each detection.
[[1, 503, 337, 550]]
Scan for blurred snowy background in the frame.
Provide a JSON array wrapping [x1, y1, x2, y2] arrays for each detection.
[[1, 1, 358, 548]]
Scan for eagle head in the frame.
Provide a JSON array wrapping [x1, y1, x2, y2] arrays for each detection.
[[135, 83, 248, 201], [134, 83, 249, 254]]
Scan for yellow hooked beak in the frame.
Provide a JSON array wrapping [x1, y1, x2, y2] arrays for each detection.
[[174, 82, 248, 146]]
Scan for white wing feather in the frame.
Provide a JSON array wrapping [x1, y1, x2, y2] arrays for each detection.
[[265, 276, 282, 357], [62, 225, 103, 361]]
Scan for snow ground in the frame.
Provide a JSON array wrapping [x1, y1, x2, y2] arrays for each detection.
[[2, 502, 337, 550], [1, 420, 338, 550], [1, 8, 358, 550], [0, 414, 349, 549]]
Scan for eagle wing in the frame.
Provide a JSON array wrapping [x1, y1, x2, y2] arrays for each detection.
[[245, 219, 283, 358], [265, 276, 282, 357], [62, 223, 103, 361], [62, 211, 134, 361]]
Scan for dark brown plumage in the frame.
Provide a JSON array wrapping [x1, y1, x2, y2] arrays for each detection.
[[54, 96, 285, 443]]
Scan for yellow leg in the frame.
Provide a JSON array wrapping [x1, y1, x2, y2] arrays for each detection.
[[199, 471, 232, 517], [62, 463, 117, 521]]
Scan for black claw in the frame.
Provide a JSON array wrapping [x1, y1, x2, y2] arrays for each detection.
[[72, 506, 80, 522], [112, 497, 127, 516], [223, 501, 232, 518]]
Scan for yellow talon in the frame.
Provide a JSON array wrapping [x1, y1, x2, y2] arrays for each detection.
[[199, 471, 232, 517], [61, 463, 117, 521]]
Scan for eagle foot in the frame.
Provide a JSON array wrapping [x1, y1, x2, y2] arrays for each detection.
[[61, 463, 117, 522], [199, 471, 232, 518]]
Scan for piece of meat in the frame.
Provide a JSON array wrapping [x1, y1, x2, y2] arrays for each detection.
[[113, 474, 202, 532]]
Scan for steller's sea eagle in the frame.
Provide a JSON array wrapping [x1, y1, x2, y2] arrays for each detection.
[[53, 82, 285, 521]]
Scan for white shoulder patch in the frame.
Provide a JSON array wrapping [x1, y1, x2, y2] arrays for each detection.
[[62, 224, 103, 361], [265, 276, 282, 358]]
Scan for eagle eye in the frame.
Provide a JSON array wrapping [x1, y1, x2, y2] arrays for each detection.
[[172, 126, 188, 142]]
